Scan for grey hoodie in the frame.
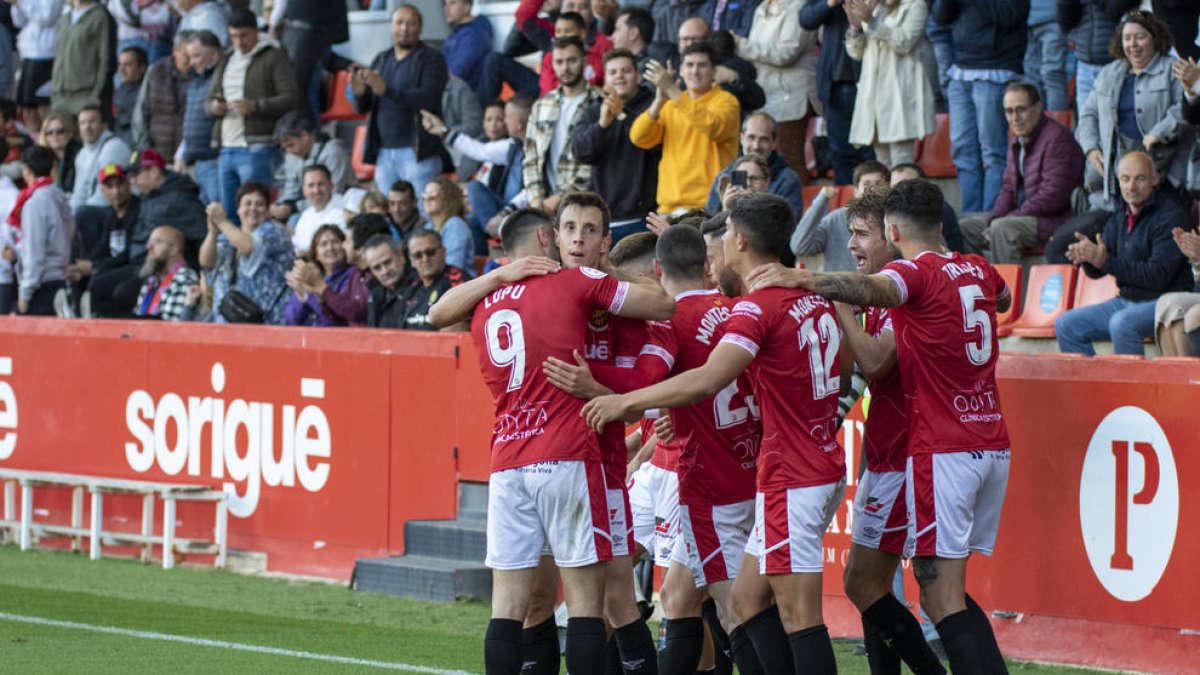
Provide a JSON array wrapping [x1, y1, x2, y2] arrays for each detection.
[[18, 183, 73, 301]]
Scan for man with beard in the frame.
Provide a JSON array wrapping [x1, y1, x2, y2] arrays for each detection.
[[523, 36, 602, 213], [132, 225, 199, 321], [572, 48, 661, 243], [352, 5, 449, 200]]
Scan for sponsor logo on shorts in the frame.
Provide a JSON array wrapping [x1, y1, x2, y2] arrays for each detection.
[[1079, 407, 1178, 602], [655, 516, 671, 534]]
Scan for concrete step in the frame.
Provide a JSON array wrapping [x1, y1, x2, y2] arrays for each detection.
[[404, 519, 486, 561], [458, 481, 488, 521], [352, 554, 491, 602]]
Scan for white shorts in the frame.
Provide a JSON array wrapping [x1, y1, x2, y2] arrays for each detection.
[[672, 500, 754, 587], [905, 449, 1010, 559], [605, 463, 636, 558], [486, 460, 614, 570], [744, 480, 845, 574], [852, 469, 909, 555], [627, 462, 680, 567]]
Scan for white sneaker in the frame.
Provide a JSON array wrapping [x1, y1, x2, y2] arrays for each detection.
[[79, 291, 93, 319], [53, 287, 75, 318]]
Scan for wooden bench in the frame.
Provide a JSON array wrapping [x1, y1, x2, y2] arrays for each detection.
[[0, 469, 227, 570]]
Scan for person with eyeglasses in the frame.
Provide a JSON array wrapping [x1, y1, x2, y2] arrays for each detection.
[[400, 229, 466, 331], [958, 80, 1084, 264], [38, 111, 81, 194], [704, 112, 803, 216]]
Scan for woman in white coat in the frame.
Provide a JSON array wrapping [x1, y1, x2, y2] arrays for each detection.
[[735, 0, 821, 178], [845, 0, 935, 167]]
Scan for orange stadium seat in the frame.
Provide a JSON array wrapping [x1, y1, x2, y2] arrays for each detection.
[[1045, 109, 1072, 128], [1010, 264, 1076, 338], [1073, 272, 1118, 309], [994, 264, 1022, 336], [801, 185, 823, 212], [835, 185, 856, 208], [351, 125, 375, 183], [320, 70, 365, 124], [917, 113, 956, 178]]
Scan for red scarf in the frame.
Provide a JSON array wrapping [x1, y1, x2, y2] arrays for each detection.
[[6, 176, 55, 240]]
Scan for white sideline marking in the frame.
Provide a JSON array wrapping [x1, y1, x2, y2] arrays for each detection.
[[0, 611, 477, 674]]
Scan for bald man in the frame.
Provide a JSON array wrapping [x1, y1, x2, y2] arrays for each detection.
[[1055, 151, 1193, 357], [133, 226, 200, 321]]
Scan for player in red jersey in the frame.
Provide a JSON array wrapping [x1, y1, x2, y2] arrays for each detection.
[[426, 207, 675, 675], [746, 179, 1012, 674], [836, 192, 945, 674], [584, 194, 845, 675]]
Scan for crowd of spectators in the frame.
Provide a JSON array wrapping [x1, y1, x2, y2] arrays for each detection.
[[0, 0, 1197, 357]]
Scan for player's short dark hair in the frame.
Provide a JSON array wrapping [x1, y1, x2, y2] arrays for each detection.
[[500, 208, 555, 255], [883, 179, 944, 238], [845, 189, 889, 237], [275, 110, 316, 141], [349, 213, 393, 251], [302, 163, 331, 182], [22, 145, 55, 178], [853, 160, 891, 186], [228, 9, 258, 29], [617, 7, 654, 43], [609, 231, 658, 269], [681, 42, 715, 64], [728, 193, 794, 257], [656, 225, 707, 280], [552, 35, 586, 55], [557, 11, 587, 31], [120, 45, 149, 68], [389, 180, 415, 196], [557, 191, 611, 235], [603, 48, 637, 68], [891, 162, 925, 178]]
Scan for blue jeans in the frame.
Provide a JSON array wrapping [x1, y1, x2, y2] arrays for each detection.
[[477, 53, 540, 107], [193, 157, 221, 206], [926, 18, 955, 96], [1075, 60, 1103, 118], [947, 78, 1008, 212], [1055, 296, 1157, 356], [374, 147, 442, 209], [466, 179, 503, 253], [1025, 22, 1070, 111], [610, 219, 649, 245], [827, 82, 874, 185], [218, 146, 276, 224]]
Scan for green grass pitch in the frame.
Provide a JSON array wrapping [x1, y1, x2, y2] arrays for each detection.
[[0, 546, 1105, 674]]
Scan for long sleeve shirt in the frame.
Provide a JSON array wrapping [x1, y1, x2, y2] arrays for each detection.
[[17, 184, 73, 301]]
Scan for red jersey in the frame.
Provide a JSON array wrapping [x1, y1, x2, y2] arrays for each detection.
[[862, 307, 907, 472], [638, 290, 760, 505], [719, 287, 843, 490], [879, 251, 1011, 455], [471, 266, 630, 472], [637, 415, 682, 472], [586, 311, 649, 476]]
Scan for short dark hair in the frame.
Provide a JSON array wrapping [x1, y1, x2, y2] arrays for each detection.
[[78, 105, 105, 121], [853, 160, 891, 186], [728, 193, 794, 257], [389, 180, 415, 197], [120, 46, 149, 68], [188, 30, 222, 50], [890, 162, 925, 178], [500, 208, 554, 254], [364, 233, 403, 256], [609, 231, 658, 269], [1109, 11, 1173, 61], [484, 99, 506, 115], [235, 181, 270, 208], [617, 7, 654, 43], [603, 48, 637, 68], [409, 228, 444, 249], [0, 98, 16, 123], [506, 95, 534, 117], [557, 11, 587, 30], [557, 191, 611, 234], [844, 189, 889, 237], [656, 225, 707, 280], [275, 110, 316, 141], [1003, 80, 1041, 106], [552, 35, 586, 55], [302, 164, 332, 182], [883, 179, 944, 238], [681, 42, 715, 64], [349, 213, 394, 251], [22, 145, 55, 178], [228, 9, 258, 29]]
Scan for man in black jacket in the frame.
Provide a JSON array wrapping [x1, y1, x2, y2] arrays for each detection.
[[351, 5, 449, 201], [364, 234, 412, 329], [1055, 152, 1192, 356], [800, 0, 869, 185], [75, 163, 139, 317], [572, 49, 661, 244], [278, 0, 349, 125], [1057, 0, 1122, 116]]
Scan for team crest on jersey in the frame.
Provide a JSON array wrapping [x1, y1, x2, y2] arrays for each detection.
[[580, 266, 608, 279], [589, 309, 611, 330]]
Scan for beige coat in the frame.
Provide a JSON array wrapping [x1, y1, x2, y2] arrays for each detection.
[[736, 0, 820, 123], [846, 0, 935, 146]]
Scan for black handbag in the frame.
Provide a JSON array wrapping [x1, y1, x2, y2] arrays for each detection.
[[218, 289, 266, 324]]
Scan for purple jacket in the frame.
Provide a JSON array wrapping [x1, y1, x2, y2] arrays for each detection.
[[989, 115, 1085, 245], [283, 264, 370, 327]]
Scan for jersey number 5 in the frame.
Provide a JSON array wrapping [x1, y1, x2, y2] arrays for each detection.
[[485, 309, 526, 392], [959, 285, 992, 366], [798, 313, 841, 399]]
